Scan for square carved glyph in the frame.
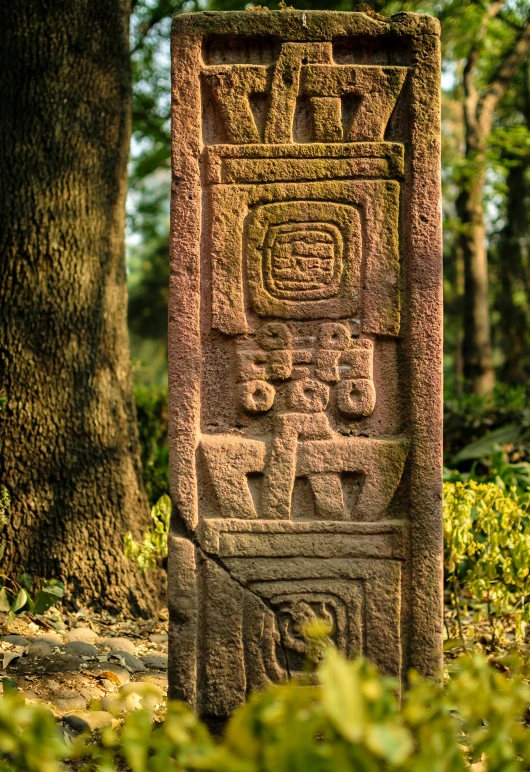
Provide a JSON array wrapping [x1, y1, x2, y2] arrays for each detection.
[[246, 201, 360, 319]]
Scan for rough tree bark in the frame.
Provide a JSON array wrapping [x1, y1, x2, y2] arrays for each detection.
[[0, 0, 157, 614], [458, 3, 530, 395], [498, 160, 530, 383]]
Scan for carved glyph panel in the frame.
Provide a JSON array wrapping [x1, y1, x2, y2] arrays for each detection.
[[170, 11, 443, 720]]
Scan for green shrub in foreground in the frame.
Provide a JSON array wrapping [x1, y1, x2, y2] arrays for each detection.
[[444, 480, 530, 646], [2, 649, 530, 771]]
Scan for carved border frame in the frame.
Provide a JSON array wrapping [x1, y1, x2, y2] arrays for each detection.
[[169, 11, 443, 708]]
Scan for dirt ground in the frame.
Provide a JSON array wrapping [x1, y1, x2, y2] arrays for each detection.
[[0, 605, 169, 734]]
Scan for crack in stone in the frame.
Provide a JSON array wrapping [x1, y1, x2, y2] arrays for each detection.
[[199, 542, 293, 682], [172, 516, 292, 681]]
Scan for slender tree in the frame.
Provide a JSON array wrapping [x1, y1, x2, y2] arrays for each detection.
[[495, 60, 530, 384], [0, 0, 157, 613], [456, 2, 530, 394]]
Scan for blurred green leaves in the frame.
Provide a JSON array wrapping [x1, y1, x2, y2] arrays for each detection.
[[4, 647, 530, 771], [124, 494, 171, 571], [444, 480, 530, 646]]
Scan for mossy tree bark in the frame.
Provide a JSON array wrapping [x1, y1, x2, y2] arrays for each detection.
[[0, 0, 157, 614], [458, 5, 530, 396]]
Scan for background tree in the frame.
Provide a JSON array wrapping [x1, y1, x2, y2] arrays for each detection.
[[491, 60, 530, 385], [452, 1, 530, 395], [0, 0, 157, 613]]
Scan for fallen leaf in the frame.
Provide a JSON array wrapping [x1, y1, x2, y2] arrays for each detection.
[[3, 651, 20, 669], [96, 671, 121, 686]]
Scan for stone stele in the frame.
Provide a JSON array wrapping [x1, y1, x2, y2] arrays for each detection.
[[168, 10, 443, 723]]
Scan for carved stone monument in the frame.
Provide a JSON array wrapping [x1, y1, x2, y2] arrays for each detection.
[[169, 10, 443, 721]]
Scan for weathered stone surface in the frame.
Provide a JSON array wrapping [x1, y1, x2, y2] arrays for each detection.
[[2, 635, 30, 646], [64, 641, 99, 658], [140, 654, 168, 671], [36, 632, 63, 647], [149, 633, 168, 644], [10, 654, 83, 675], [64, 628, 98, 644], [64, 710, 114, 733], [169, 10, 443, 721], [103, 637, 136, 655], [27, 641, 54, 657], [108, 651, 146, 672], [54, 694, 87, 713], [89, 664, 130, 685]]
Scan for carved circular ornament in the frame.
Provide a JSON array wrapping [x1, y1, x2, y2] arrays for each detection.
[[238, 379, 275, 413]]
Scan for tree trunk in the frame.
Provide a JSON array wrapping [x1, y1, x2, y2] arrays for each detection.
[[498, 59, 530, 383], [458, 144, 495, 396], [456, 11, 530, 396], [498, 160, 530, 384], [0, 0, 157, 614]]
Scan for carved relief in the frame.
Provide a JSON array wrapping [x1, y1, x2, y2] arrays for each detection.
[[246, 202, 361, 320], [209, 180, 401, 336], [201, 42, 407, 145], [170, 11, 443, 721]]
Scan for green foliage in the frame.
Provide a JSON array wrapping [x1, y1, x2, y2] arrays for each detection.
[[124, 494, 171, 571], [0, 689, 68, 772], [444, 387, 530, 492], [135, 384, 169, 505], [443, 481, 530, 646], [0, 577, 65, 629], [3, 649, 530, 771], [444, 385, 530, 458]]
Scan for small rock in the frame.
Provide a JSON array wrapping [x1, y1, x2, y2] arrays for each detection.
[[54, 695, 87, 713], [36, 632, 63, 646], [12, 654, 83, 675], [64, 628, 98, 644], [21, 690, 42, 704], [2, 635, 29, 647], [149, 633, 168, 644], [78, 685, 104, 702], [140, 654, 168, 671], [44, 679, 62, 692], [120, 681, 165, 709], [100, 695, 125, 713], [99, 678, 118, 691], [108, 651, 146, 672], [141, 674, 167, 690], [54, 688, 80, 700], [64, 642, 99, 658], [64, 710, 114, 733], [27, 641, 53, 657], [103, 638, 136, 655]]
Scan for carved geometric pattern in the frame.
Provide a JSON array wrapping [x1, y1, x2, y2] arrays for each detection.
[[246, 201, 360, 320], [208, 179, 401, 335], [170, 11, 443, 723], [200, 431, 408, 522], [202, 46, 407, 145], [264, 222, 342, 301]]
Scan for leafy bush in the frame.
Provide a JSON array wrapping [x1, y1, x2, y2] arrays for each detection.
[[443, 480, 530, 647], [2, 648, 530, 771], [135, 384, 169, 505], [124, 494, 171, 571], [444, 386, 530, 490]]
